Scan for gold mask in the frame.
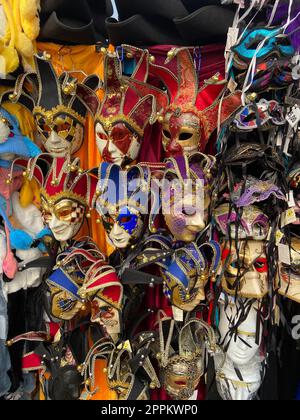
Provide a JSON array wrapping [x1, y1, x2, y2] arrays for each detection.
[[222, 240, 269, 299], [277, 236, 300, 303]]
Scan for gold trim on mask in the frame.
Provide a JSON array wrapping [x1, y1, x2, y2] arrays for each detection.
[[34, 105, 85, 126], [96, 116, 144, 138], [41, 190, 87, 208]]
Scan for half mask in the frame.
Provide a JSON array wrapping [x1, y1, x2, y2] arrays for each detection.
[[150, 47, 241, 156], [214, 203, 270, 241]]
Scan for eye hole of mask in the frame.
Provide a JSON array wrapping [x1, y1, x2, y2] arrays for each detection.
[[119, 216, 132, 224], [246, 37, 265, 50], [43, 211, 52, 223], [57, 122, 71, 132], [179, 132, 193, 141], [182, 207, 196, 217], [39, 124, 52, 137], [57, 207, 74, 219], [252, 223, 266, 236], [254, 258, 268, 272], [163, 130, 172, 139]]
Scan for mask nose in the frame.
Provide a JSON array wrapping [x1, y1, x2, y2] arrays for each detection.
[[49, 214, 61, 230], [48, 131, 62, 145], [166, 138, 183, 157], [111, 223, 124, 236]]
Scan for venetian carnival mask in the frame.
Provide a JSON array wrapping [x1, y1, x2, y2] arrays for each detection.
[[20, 154, 97, 243], [47, 244, 105, 321], [214, 204, 270, 241], [162, 153, 216, 243], [222, 240, 269, 299], [96, 162, 151, 249], [95, 50, 168, 167], [156, 316, 218, 400], [150, 47, 241, 157], [7, 54, 99, 158], [216, 299, 265, 400], [162, 241, 221, 312], [78, 260, 123, 342], [277, 236, 300, 303]]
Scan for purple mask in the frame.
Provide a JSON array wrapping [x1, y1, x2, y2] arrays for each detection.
[[231, 177, 286, 208], [162, 153, 216, 243], [214, 203, 270, 241]]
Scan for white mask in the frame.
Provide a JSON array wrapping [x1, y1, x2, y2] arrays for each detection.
[[48, 214, 82, 242]]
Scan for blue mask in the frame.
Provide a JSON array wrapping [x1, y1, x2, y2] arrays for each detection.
[[232, 27, 295, 63]]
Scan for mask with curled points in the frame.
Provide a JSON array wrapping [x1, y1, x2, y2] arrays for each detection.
[[151, 47, 241, 157], [161, 241, 221, 312], [157, 318, 218, 400], [95, 50, 168, 167]]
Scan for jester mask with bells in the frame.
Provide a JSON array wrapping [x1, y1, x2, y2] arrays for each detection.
[[47, 242, 106, 321], [95, 49, 168, 167], [162, 241, 221, 312], [6, 54, 99, 158], [155, 314, 219, 400], [221, 240, 269, 299], [162, 153, 216, 243], [96, 162, 153, 250], [150, 47, 241, 157], [277, 236, 300, 304], [20, 154, 97, 242], [78, 259, 123, 343]]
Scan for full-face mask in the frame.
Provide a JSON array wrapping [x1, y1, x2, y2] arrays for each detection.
[[216, 298, 266, 400], [96, 162, 152, 250], [78, 259, 123, 342], [162, 241, 221, 312], [95, 50, 168, 167], [221, 240, 269, 299], [150, 48, 241, 157], [6, 54, 99, 158], [19, 154, 97, 243], [47, 243, 105, 321], [277, 236, 300, 303], [162, 153, 216, 243]]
